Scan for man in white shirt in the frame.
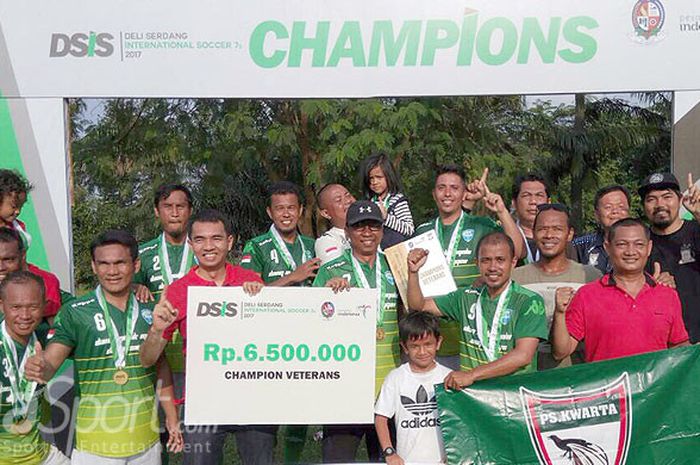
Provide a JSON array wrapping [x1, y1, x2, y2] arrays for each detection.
[[315, 183, 356, 264]]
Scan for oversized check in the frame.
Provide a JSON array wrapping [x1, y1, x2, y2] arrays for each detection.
[[185, 286, 377, 425]]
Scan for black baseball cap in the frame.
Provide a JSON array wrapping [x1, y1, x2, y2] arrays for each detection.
[[346, 200, 383, 227], [638, 172, 681, 199]]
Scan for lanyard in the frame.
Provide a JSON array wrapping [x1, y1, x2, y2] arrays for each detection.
[[434, 212, 465, 267], [372, 194, 391, 210], [269, 225, 309, 270], [95, 286, 139, 369], [159, 234, 194, 285], [350, 253, 386, 327], [0, 322, 37, 420], [474, 281, 513, 362], [516, 221, 540, 264]]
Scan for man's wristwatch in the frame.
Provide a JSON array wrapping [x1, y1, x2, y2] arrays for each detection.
[[383, 447, 396, 458]]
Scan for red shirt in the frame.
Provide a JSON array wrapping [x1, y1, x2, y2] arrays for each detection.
[[27, 263, 62, 317], [566, 274, 689, 362], [163, 263, 263, 350]]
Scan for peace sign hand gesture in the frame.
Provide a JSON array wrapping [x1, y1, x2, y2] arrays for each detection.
[[682, 173, 700, 221]]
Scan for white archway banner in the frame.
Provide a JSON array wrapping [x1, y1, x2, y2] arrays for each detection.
[[0, 0, 698, 98]]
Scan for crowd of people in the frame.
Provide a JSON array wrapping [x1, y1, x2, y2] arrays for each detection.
[[0, 158, 699, 465]]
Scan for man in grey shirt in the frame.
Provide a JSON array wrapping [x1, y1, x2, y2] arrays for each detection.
[[512, 204, 601, 369]]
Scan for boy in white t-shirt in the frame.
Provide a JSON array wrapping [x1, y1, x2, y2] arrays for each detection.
[[375, 312, 451, 464]]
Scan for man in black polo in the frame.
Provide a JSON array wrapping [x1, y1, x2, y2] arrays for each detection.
[[641, 172, 700, 342]]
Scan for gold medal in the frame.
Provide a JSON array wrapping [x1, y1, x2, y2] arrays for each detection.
[[10, 418, 33, 435], [113, 369, 129, 386], [376, 328, 385, 341]]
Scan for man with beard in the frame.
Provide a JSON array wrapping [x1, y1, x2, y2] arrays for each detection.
[[552, 218, 689, 363], [407, 232, 548, 389], [314, 183, 356, 265], [641, 172, 700, 342], [572, 185, 631, 274]]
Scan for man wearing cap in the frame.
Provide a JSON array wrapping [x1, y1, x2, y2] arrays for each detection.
[[640, 172, 700, 342], [314, 183, 356, 265], [313, 200, 400, 463], [572, 185, 632, 274], [552, 218, 690, 363]]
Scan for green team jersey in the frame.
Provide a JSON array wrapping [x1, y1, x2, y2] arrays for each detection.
[[50, 291, 159, 458], [434, 281, 548, 373], [134, 235, 194, 373], [415, 213, 502, 356], [241, 228, 315, 285], [0, 319, 50, 465], [313, 250, 400, 397]]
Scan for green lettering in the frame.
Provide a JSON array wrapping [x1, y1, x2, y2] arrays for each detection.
[[558, 16, 598, 63], [518, 17, 561, 64], [249, 21, 288, 68], [288, 21, 330, 67], [368, 20, 421, 66], [88, 31, 96, 57], [203, 343, 220, 362], [476, 18, 518, 66], [421, 20, 459, 66], [457, 12, 479, 66], [327, 21, 366, 67]]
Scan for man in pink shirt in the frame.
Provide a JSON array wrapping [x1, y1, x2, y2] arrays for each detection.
[[552, 218, 689, 363], [140, 209, 270, 465]]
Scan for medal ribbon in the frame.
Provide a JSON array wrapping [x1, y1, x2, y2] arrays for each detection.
[[269, 225, 309, 271], [159, 233, 194, 285], [516, 220, 539, 264], [0, 322, 38, 420], [372, 194, 391, 211], [350, 253, 385, 328], [434, 212, 465, 267], [12, 220, 32, 249], [95, 286, 139, 370], [474, 281, 513, 362]]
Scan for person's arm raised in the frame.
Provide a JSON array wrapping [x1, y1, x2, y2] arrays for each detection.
[[24, 341, 71, 384], [141, 286, 178, 368], [406, 248, 442, 316]]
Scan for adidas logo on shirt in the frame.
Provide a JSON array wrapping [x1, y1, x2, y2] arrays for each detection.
[[400, 385, 440, 429]]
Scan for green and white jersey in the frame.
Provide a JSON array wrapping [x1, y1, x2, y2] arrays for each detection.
[[313, 250, 400, 397], [434, 281, 548, 373], [50, 291, 159, 458], [133, 235, 194, 373], [415, 213, 502, 356], [241, 227, 315, 285], [0, 318, 50, 465], [133, 235, 195, 294]]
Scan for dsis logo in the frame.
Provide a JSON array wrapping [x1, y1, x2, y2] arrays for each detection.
[[249, 9, 599, 68], [49, 32, 114, 57], [197, 301, 238, 318]]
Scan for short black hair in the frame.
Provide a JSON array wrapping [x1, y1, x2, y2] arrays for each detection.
[[90, 230, 138, 262], [513, 173, 550, 200], [0, 270, 45, 301], [360, 153, 402, 198], [533, 204, 572, 230], [594, 185, 631, 211], [153, 183, 193, 209], [476, 231, 515, 260], [435, 164, 466, 184], [399, 312, 441, 344], [188, 208, 233, 238], [316, 183, 341, 210], [267, 181, 303, 206], [607, 217, 650, 242], [0, 227, 24, 253], [0, 170, 33, 199]]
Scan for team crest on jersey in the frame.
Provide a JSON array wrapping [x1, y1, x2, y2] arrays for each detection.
[[462, 229, 475, 242], [520, 373, 632, 465], [500, 309, 512, 325], [384, 271, 395, 285], [141, 308, 153, 325]]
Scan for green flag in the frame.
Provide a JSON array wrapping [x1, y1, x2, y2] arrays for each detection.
[[437, 346, 700, 465]]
